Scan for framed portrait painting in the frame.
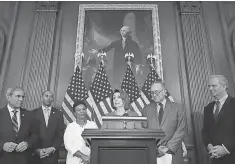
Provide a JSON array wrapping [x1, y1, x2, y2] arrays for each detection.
[[75, 4, 163, 89]]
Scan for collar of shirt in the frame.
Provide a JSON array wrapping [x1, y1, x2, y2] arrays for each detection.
[[158, 98, 166, 109], [7, 104, 21, 129], [216, 94, 228, 107], [122, 37, 126, 41], [156, 98, 166, 113], [213, 94, 228, 113], [42, 105, 52, 111], [7, 104, 20, 113]]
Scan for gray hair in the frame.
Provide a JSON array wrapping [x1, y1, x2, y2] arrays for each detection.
[[6, 87, 24, 97], [209, 75, 229, 89]]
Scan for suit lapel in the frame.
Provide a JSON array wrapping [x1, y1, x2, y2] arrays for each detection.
[[47, 107, 56, 129], [3, 107, 15, 133], [160, 100, 171, 126], [216, 96, 231, 124], [208, 102, 216, 124], [39, 107, 47, 128], [18, 108, 26, 132]]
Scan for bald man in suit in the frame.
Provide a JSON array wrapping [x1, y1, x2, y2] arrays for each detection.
[[32, 91, 64, 164], [0, 87, 38, 164], [142, 81, 186, 164]]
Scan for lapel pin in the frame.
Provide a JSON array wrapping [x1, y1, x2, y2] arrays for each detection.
[[53, 112, 55, 114]]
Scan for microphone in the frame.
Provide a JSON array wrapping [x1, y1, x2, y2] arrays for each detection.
[[123, 113, 129, 116], [122, 113, 129, 129]]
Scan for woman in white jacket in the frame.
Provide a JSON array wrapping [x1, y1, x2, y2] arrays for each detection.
[[64, 100, 98, 164]]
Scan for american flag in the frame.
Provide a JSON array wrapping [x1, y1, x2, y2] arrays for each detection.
[[61, 66, 94, 125], [88, 64, 113, 127], [121, 65, 145, 116], [141, 66, 174, 106]]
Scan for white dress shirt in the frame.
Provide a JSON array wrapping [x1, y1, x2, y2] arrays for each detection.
[[122, 37, 126, 48], [42, 105, 52, 127], [213, 94, 228, 114], [157, 98, 166, 113], [7, 104, 21, 130]]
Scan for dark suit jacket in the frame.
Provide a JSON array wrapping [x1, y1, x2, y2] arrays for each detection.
[[100, 37, 142, 84], [142, 99, 186, 164], [202, 96, 235, 164], [0, 106, 38, 164], [32, 107, 65, 164]]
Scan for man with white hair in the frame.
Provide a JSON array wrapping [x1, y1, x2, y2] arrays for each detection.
[[90, 26, 142, 86], [142, 81, 186, 164], [202, 75, 235, 164]]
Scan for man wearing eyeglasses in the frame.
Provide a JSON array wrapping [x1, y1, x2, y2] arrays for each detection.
[[142, 81, 186, 164], [0, 87, 38, 164]]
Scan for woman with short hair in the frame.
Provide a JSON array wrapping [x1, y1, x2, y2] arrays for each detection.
[[102, 89, 142, 129], [64, 100, 98, 164]]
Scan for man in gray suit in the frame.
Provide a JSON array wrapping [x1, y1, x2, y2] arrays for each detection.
[[142, 81, 186, 164]]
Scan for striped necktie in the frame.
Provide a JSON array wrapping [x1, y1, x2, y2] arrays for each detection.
[[12, 110, 18, 133]]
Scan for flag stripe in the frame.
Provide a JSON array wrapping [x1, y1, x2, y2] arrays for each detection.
[[99, 101, 108, 115], [88, 91, 103, 127], [130, 103, 142, 116], [62, 102, 75, 121], [63, 115, 70, 125], [63, 98, 74, 114], [140, 91, 150, 105], [103, 98, 113, 113], [135, 101, 143, 113], [137, 97, 145, 108], [133, 100, 143, 115], [106, 97, 114, 112], [65, 93, 74, 107], [86, 97, 100, 125]]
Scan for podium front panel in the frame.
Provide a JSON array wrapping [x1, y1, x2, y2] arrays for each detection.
[[91, 139, 156, 164]]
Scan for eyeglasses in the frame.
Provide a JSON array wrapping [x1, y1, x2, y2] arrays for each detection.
[[150, 89, 164, 96]]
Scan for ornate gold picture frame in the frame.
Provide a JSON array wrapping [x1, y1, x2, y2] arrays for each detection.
[[75, 4, 163, 85]]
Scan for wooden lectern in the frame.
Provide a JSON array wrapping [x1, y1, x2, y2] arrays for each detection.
[[82, 129, 165, 164]]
